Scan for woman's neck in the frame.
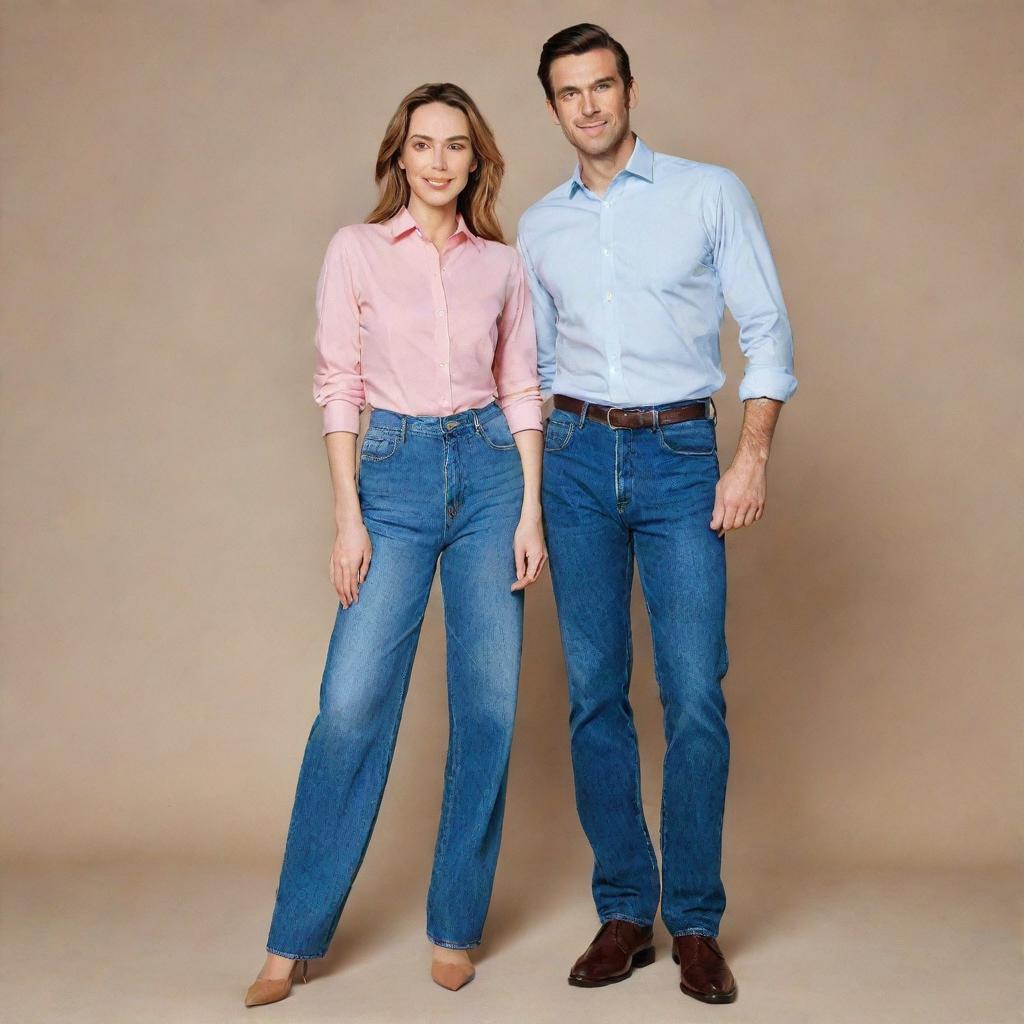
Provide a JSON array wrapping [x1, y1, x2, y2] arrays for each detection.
[[407, 196, 458, 252]]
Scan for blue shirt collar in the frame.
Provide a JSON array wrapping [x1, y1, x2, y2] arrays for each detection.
[[568, 135, 654, 197]]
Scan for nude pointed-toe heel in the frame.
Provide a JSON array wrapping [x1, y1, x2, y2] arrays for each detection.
[[430, 961, 476, 992], [244, 958, 308, 1008]]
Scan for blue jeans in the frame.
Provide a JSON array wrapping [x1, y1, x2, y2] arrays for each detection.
[[542, 399, 729, 938], [266, 402, 525, 958]]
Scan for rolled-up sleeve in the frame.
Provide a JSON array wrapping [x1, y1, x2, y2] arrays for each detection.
[[516, 229, 558, 400], [492, 250, 543, 432], [312, 230, 365, 435], [710, 169, 797, 403]]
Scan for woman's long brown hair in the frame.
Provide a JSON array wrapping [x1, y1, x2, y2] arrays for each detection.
[[367, 83, 506, 243]]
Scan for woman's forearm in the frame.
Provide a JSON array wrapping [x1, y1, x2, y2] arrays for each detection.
[[324, 431, 362, 528], [513, 429, 543, 516]]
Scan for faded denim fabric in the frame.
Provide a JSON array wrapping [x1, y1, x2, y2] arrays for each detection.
[[542, 400, 730, 937], [266, 402, 524, 957]]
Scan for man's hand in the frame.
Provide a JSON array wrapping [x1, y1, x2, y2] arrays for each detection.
[[711, 457, 766, 535], [710, 397, 783, 536]]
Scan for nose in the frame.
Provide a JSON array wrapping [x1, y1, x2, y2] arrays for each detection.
[[432, 145, 448, 170], [581, 92, 600, 116]]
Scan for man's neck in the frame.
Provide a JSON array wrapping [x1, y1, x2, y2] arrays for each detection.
[[577, 132, 637, 198]]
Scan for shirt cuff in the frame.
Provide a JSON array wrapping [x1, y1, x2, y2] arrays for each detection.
[[321, 399, 362, 435], [500, 389, 543, 433], [739, 369, 798, 404]]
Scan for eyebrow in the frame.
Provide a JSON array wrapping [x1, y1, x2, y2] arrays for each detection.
[[408, 134, 471, 143], [556, 76, 616, 98]]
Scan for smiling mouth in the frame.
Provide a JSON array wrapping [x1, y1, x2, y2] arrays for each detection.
[[578, 121, 607, 134], [424, 178, 452, 187]]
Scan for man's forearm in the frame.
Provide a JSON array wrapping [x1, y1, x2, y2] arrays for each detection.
[[731, 397, 783, 467], [711, 397, 785, 534]]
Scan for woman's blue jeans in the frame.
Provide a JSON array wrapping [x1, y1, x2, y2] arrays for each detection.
[[542, 400, 730, 938], [266, 402, 525, 957]]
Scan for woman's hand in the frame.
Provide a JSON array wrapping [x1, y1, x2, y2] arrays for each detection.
[[330, 517, 373, 608], [511, 509, 547, 591]]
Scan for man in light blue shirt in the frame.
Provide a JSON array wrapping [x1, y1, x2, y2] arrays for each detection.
[[518, 23, 797, 1005]]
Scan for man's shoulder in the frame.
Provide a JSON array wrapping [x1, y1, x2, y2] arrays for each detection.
[[651, 150, 741, 189], [517, 179, 576, 233]]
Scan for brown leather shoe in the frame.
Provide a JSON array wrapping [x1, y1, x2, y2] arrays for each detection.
[[672, 935, 737, 1004], [568, 920, 655, 987]]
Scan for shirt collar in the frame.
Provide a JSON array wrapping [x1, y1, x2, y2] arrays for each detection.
[[388, 206, 484, 250], [568, 134, 655, 197]]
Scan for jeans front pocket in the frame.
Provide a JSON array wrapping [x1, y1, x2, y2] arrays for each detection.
[[543, 414, 575, 453], [476, 411, 517, 451], [656, 417, 717, 456], [360, 426, 401, 462]]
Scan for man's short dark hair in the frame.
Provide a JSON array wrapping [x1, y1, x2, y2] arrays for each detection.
[[537, 23, 633, 104]]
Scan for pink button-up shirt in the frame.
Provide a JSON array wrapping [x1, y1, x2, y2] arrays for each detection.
[[312, 207, 542, 435]]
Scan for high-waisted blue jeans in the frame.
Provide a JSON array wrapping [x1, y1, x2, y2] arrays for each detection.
[[542, 399, 729, 938], [266, 402, 525, 957]]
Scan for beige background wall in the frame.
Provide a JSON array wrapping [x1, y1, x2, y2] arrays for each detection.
[[2, 0, 1020, 898]]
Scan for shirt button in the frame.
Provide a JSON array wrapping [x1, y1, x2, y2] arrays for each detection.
[[440, 362, 447, 367], [437, 310, 444, 316], [603, 247, 610, 255], [605, 292, 613, 302]]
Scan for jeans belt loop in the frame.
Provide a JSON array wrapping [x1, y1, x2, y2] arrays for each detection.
[[578, 402, 589, 429], [470, 409, 481, 436], [651, 407, 660, 433], [708, 396, 717, 425], [399, 415, 407, 443]]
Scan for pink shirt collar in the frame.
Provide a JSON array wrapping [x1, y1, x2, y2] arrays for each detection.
[[388, 206, 484, 250]]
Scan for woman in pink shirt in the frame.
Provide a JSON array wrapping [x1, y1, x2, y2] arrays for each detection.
[[245, 84, 545, 1007]]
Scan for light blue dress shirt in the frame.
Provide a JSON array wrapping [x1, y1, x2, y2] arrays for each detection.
[[516, 136, 796, 406]]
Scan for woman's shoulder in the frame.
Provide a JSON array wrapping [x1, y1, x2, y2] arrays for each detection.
[[321, 221, 391, 262], [475, 236, 522, 269]]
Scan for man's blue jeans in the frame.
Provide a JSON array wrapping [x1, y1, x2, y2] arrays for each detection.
[[542, 399, 729, 938], [266, 402, 525, 958]]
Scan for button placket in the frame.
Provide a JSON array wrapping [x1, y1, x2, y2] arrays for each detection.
[[598, 189, 624, 396], [430, 241, 455, 414]]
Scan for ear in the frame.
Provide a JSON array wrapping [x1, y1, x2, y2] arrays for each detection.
[[627, 78, 639, 111], [546, 99, 560, 126]]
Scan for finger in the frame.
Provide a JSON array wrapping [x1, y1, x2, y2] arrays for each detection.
[[340, 564, 353, 607], [358, 549, 372, 584], [529, 550, 547, 581], [743, 505, 757, 528], [515, 543, 527, 581], [754, 505, 765, 521], [331, 558, 347, 604], [730, 504, 749, 531], [710, 489, 725, 531]]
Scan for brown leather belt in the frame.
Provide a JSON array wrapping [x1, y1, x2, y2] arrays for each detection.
[[553, 394, 713, 429]]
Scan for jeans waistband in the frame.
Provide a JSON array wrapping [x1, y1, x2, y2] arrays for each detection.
[[369, 401, 502, 437]]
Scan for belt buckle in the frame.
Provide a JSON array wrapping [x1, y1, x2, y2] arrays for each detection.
[[604, 405, 625, 428]]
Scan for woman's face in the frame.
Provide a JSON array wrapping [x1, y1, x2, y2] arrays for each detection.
[[399, 102, 478, 211]]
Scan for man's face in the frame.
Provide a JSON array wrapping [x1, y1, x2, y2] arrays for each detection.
[[546, 48, 637, 159]]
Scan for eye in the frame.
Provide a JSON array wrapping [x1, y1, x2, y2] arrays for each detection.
[[597, 82, 610, 90], [449, 143, 465, 150], [562, 90, 577, 100], [412, 141, 428, 150]]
